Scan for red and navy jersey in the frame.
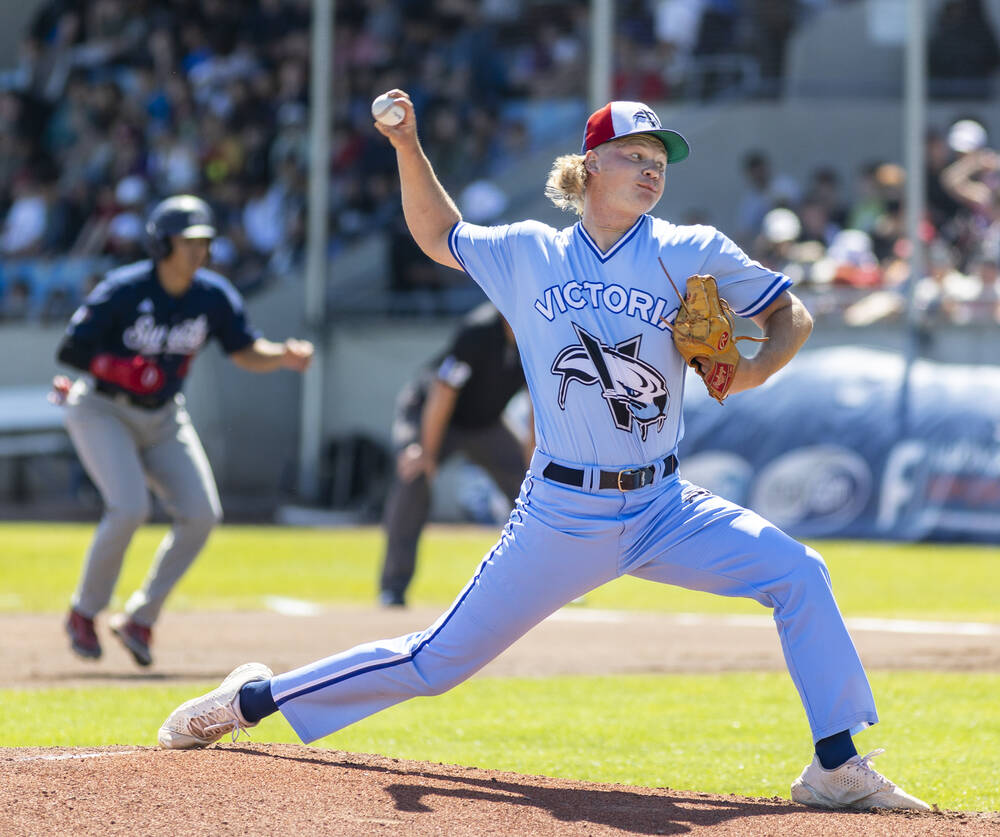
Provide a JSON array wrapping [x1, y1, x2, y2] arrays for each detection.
[[57, 259, 259, 402]]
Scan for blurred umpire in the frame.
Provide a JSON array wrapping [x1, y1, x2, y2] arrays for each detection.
[[379, 302, 531, 607], [55, 195, 313, 666]]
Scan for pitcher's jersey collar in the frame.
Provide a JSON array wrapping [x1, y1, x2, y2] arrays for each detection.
[[575, 214, 649, 263]]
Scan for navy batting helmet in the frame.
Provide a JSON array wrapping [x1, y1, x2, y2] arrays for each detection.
[[145, 195, 216, 260]]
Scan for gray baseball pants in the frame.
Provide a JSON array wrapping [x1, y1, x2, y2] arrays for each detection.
[[63, 379, 222, 626]]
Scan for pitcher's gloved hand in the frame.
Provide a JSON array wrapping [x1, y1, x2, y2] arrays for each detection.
[[660, 261, 767, 404]]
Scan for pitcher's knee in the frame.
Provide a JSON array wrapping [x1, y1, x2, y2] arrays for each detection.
[[410, 645, 477, 697], [785, 543, 834, 596], [803, 544, 832, 580]]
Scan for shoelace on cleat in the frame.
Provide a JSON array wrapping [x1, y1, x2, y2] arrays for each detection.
[[854, 749, 894, 790], [193, 698, 252, 743]]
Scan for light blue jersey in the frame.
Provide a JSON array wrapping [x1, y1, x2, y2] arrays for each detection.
[[448, 215, 790, 467]]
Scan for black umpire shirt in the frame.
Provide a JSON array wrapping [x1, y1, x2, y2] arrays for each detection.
[[428, 306, 526, 430]]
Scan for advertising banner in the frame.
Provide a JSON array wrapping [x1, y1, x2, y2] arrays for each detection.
[[679, 347, 1000, 542]]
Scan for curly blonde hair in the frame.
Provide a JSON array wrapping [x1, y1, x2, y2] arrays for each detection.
[[544, 154, 588, 216]]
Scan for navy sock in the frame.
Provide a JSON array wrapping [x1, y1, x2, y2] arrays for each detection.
[[238, 679, 278, 724], [815, 730, 858, 769]]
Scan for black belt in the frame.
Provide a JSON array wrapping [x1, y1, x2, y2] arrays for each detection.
[[94, 380, 171, 410], [543, 454, 678, 491]]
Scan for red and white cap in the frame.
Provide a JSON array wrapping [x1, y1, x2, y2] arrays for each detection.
[[581, 101, 690, 163]]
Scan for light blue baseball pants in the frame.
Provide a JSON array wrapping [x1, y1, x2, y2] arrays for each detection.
[[272, 458, 878, 745]]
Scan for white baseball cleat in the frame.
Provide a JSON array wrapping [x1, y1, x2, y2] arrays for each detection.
[[790, 748, 931, 811], [158, 662, 273, 749]]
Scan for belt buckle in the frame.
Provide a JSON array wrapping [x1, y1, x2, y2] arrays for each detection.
[[617, 467, 643, 491]]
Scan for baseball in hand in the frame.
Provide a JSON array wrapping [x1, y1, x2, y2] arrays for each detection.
[[371, 93, 405, 127]]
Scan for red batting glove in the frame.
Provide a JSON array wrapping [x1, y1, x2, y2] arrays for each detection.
[[90, 354, 166, 395]]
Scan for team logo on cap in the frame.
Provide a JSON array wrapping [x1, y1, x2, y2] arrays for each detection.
[[632, 108, 661, 129], [551, 323, 669, 440]]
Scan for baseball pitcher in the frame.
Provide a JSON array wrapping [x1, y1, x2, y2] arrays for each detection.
[[158, 100, 930, 813]]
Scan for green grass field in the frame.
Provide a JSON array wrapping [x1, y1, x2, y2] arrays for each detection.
[[1, 522, 998, 811], [1, 522, 997, 620]]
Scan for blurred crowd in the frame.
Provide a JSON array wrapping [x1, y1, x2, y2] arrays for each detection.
[[0, 0, 998, 325], [736, 117, 1000, 328]]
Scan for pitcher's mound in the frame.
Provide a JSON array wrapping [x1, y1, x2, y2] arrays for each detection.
[[4, 744, 993, 836]]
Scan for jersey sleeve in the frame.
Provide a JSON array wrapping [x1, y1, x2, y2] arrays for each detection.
[[448, 220, 551, 305], [212, 281, 260, 354], [699, 228, 791, 318], [55, 278, 120, 370], [434, 328, 480, 390]]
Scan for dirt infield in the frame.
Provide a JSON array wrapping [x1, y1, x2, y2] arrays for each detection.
[[4, 604, 999, 688], [4, 606, 999, 835], [4, 744, 998, 836]]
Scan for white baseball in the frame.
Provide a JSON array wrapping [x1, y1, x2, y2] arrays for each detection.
[[371, 93, 406, 127]]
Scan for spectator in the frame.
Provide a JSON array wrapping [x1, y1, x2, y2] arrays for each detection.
[[847, 162, 887, 235], [693, 0, 740, 56], [947, 118, 989, 157], [753, 206, 801, 271], [105, 175, 149, 261], [929, 0, 1000, 98], [940, 144, 1000, 263], [914, 240, 983, 325], [805, 166, 848, 228], [1, 173, 49, 257], [797, 199, 840, 248], [746, 0, 799, 96], [652, 0, 706, 94], [925, 128, 964, 238], [940, 146, 999, 220], [242, 177, 288, 258], [46, 179, 92, 253], [40, 285, 77, 324], [148, 129, 200, 194], [458, 179, 508, 224], [736, 150, 801, 244], [71, 184, 118, 257], [614, 35, 670, 101], [0, 277, 33, 321], [754, 207, 832, 306], [862, 163, 906, 261], [825, 228, 882, 290], [964, 244, 1000, 323]]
